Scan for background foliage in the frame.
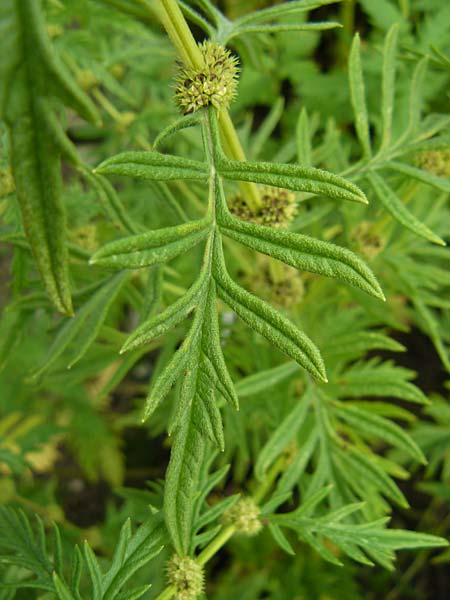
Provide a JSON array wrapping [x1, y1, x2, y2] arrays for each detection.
[[0, 0, 449, 598]]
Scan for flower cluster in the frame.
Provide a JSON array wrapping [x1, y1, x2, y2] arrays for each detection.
[[175, 41, 239, 114], [414, 149, 450, 178], [222, 497, 263, 536], [350, 221, 385, 261], [246, 256, 305, 309], [166, 554, 204, 600], [69, 224, 98, 253], [229, 185, 297, 228]]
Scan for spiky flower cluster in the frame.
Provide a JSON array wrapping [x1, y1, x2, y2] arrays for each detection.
[[414, 149, 450, 178], [166, 554, 204, 600], [247, 256, 305, 309], [350, 221, 385, 261], [70, 224, 98, 252], [175, 41, 239, 114], [229, 186, 297, 228], [222, 497, 263, 536]]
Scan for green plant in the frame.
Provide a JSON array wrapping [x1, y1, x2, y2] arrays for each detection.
[[0, 0, 449, 598]]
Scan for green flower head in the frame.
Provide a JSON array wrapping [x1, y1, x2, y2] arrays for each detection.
[[222, 497, 263, 536], [229, 186, 297, 229], [166, 554, 204, 600], [414, 149, 450, 178], [175, 41, 239, 114]]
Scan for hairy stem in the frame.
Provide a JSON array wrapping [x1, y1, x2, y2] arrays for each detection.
[[154, 0, 262, 212]]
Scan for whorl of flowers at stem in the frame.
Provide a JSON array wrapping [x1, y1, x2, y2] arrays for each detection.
[[175, 41, 239, 114]]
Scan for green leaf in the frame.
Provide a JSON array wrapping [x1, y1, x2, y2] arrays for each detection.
[[277, 429, 319, 496], [255, 392, 311, 480], [358, 0, 404, 32], [297, 107, 312, 167], [324, 331, 405, 360], [0, 508, 65, 592], [230, 21, 341, 39], [235, 361, 299, 398], [101, 518, 163, 600], [164, 398, 208, 555], [251, 97, 285, 160], [272, 494, 441, 569], [412, 294, 450, 373], [118, 586, 153, 600], [336, 404, 426, 463], [268, 523, 295, 556], [95, 151, 209, 182], [142, 276, 235, 431], [82, 517, 163, 600], [334, 446, 409, 508], [300, 528, 344, 566], [332, 360, 428, 404], [80, 515, 163, 600], [32, 273, 128, 378], [142, 322, 199, 421], [80, 169, 141, 235], [201, 281, 239, 410], [0, 1, 98, 123], [385, 161, 450, 194], [367, 171, 445, 246], [217, 156, 368, 204], [366, 528, 449, 551], [90, 218, 211, 269], [7, 101, 72, 314], [0, 0, 99, 315], [83, 543, 103, 599], [153, 113, 201, 150], [380, 24, 399, 151], [293, 485, 333, 519], [348, 34, 371, 158], [405, 58, 428, 139], [120, 275, 205, 353], [166, 287, 229, 450], [219, 213, 385, 300], [213, 238, 327, 382], [52, 574, 76, 600], [236, 0, 343, 25]]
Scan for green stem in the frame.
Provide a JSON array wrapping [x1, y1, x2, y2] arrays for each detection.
[[252, 454, 287, 505], [156, 584, 177, 600], [218, 111, 261, 213], [155, 450, 288, 600], [398, 0, 410, 18], [338, 0, 355, 65], [196, 524, 236, 566], [155, 0, 203, 67], [92, 88, 123, 122], [154, 0, 262, 212]]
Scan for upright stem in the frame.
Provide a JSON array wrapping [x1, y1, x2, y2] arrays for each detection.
[[156, 0, 203, 68], [153, 0, 262, 212]]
